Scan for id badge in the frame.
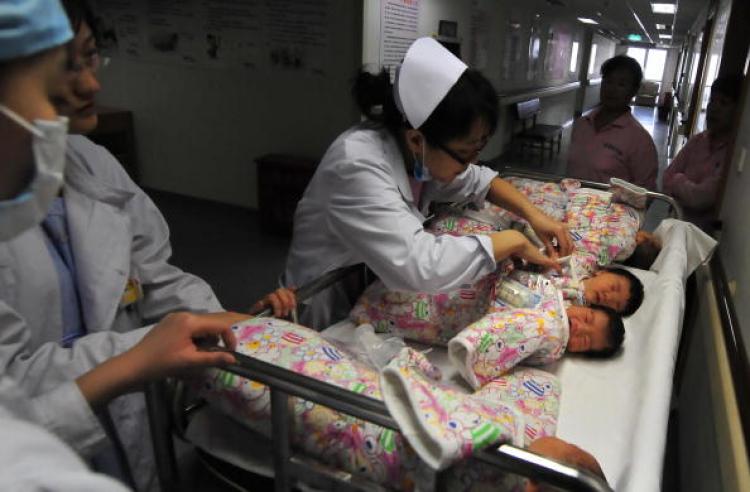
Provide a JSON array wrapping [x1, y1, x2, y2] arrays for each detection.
[[120, 278, 143, 307]]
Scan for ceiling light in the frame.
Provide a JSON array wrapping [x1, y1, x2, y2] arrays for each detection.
[[651, 3, 677, 14], [659, 34, 672, 39], [656, 24, 666, 29], [577, 17, 598, 24]]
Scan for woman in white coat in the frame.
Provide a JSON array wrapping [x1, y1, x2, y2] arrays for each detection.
[[285, 38, 572, 329], [0, 0, 246, 489], [0, 2, 231, 489]]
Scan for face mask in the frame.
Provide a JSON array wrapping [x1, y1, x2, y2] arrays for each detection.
[[0, 105, 69, 241], [413, 138, 432, 182]]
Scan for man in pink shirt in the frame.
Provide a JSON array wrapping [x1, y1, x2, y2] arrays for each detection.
[[567, 55, 658, 190], [663, 74, 744, 230]]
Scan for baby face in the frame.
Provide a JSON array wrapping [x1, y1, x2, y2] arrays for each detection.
[[583, 271, 630, 312], [565, 306, 612, 353]]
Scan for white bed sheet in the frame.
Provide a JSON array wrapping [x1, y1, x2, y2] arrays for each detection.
[[323, 220, 714, 492], [186, 219, 714, 491]]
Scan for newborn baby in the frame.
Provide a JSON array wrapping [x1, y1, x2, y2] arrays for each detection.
[[511, 265, 644, 316], [449, 281, 624, 389]]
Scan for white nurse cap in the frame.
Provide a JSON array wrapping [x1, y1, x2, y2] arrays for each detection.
[[394, 37, 468, 129]]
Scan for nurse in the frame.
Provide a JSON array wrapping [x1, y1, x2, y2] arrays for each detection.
[[566, 55, 658, 189], [0, 0, 243, 489], [286, 38, 572, 329]]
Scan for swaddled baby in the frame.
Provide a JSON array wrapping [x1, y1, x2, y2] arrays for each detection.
[[427, 177, 568, 237], [194, 317, 565, 490], [513, 262, 644, 316], [562, 179, 661, 273], [449, 277, 624, 389]]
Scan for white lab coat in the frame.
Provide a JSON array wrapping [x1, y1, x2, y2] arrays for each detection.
[[0, 136, 222, 490], [0, 376, 130, 492], [285, 123, 498, 329]]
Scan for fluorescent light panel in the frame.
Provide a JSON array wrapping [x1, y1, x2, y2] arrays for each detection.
[[651, 3, 677, 14], [656, 23, 666, 29], [577, 17, 598, 25], [659, 34, 672, 39]]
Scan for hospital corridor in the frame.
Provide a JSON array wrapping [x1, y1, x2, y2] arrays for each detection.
[[0, 1, 749, 492]]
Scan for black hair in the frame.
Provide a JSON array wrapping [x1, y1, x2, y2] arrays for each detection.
[[623, 240, 661, 270], [602, 267, 644, 317], [61, 0, 100, 42], [711, 73, 745, 101], [351, 67, 499, 147], [601, 55, 643, 93], [583, 305, 625, 358]]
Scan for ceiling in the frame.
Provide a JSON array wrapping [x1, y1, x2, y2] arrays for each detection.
[[551, 0, 711, 46]]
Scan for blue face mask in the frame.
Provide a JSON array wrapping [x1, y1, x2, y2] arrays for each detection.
[[413, 139, 432, 182]]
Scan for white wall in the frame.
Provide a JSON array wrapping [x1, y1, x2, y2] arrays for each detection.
[[662, 48, 680, 91], [718, 82, 750, 352], [96, 1, 362, 208]]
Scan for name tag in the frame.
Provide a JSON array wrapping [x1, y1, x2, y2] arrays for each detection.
[[120, 278, 143, 307]]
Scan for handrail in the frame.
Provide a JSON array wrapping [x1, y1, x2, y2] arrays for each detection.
[[498, 168, 684, 220], [208, 343, 613, 492], [499, 81, 581, 105], [710, 255, 750, 463], [254, 264, 364, 318], [476, 445, 613, 492]]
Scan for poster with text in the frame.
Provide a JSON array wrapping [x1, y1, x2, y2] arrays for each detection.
[[380, 0, 421, 79]]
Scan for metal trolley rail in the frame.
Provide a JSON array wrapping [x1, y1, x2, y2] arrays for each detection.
[[146, 171, 678, 492]]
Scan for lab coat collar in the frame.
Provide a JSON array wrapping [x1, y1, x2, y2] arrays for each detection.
[[62, 151, 133, 333], [383, 129, 415, 204], [64, 150, 135, 209]]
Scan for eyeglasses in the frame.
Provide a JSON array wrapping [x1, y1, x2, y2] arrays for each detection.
[[438, 143, 472, 166], [437, 135, 489, 166], [68, 50, 109, 75]]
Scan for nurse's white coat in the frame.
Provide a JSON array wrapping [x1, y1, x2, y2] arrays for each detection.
[[285, 123, 499, 329], [0, 135, 222, 490]]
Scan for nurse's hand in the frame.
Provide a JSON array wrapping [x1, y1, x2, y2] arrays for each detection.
[[526, 211, 573, 258], [490, 230, 561, 272], [250, 287, 297, 318], [131, 311, 247, 380], [77, 312, 248, 408]]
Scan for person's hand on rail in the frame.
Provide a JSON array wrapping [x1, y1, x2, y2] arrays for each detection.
[[250, 287, 298, 318]]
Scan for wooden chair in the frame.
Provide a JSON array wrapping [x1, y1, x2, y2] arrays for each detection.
[[513, 98, 563, 162]]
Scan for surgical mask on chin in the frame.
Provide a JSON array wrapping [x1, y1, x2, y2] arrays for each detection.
[[0, 105, 69, 241], [413, 139, 432, 182]]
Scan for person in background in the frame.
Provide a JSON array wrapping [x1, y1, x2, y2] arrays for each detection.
[[0, 0, 245, 490], [3, 0, 288, 488], [662, 74, 745, 231], [567, 55, 658, 190]]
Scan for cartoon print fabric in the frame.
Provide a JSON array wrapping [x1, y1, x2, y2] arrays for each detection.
[[350, 272, 499, 346], [195, 318, 561, 489], [448, 284, 569, 389], [381, 347, 560, 470]]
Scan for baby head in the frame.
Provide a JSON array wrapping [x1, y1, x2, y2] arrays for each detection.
[[583, 267, 644, 316], [565, 305, 624, 357], [623, 230, 662, 270]]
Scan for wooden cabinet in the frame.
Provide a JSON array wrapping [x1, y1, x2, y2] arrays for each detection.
[[89, 106, 138, 182], [255, 154, 318, 236]]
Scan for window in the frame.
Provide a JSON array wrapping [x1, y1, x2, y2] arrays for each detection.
[[627, 47, 647, 68], [570, 42, 579, 72], [627, 47, 667, 82], [588, 44, 598, 74], [644, 49, 667, 81]]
